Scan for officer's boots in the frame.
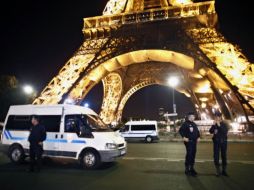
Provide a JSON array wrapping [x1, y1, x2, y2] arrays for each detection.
[[190, 165, 198, 176], [215, 165, 221, 177], [185, 165, 191, 175], [222, 165, 228, 176]]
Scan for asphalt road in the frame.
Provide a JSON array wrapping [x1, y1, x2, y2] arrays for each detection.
[[0, 142, 254, 190]]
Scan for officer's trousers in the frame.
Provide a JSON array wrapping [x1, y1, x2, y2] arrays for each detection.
[[29, 144, 43, 171], [184, 140, 197, 167], [213, 139, 227, 166]]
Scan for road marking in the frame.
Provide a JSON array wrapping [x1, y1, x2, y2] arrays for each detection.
[[123, 157, 254, 164], [236, 161, 254, 165], [124, 157, 183, 162]]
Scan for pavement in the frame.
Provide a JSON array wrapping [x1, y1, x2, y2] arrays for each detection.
[[158, 132, 254, 143], [159, 137, 254, 143], [0, 142, 254, 190]]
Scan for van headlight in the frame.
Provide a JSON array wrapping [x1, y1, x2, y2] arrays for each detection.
[[105, 143, 118, 150]]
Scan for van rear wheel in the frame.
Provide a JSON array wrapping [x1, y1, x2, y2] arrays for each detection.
[[9, 145, 25, 164], [80, 150, 101, 170], [145, 136, 153, 143]]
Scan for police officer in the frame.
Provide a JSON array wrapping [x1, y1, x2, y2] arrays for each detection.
[[179, 112, 200, 176], [209, 112, 229, 176], [28, 115, 46, 172]]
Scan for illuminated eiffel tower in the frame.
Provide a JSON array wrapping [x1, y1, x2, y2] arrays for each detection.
[[33, 0, 254, 127]]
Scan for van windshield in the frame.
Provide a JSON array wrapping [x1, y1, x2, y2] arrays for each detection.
[[86, 114, 112, 132], [65, 114, 112, 133]]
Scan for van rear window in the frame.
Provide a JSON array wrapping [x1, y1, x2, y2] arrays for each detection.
[[6, 115, 31, 130], [5, 115, 61, 132], [40, 115, 61, 132], [131, 125, 156, 131]]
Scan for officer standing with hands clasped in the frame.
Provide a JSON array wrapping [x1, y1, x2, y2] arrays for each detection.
[[209, 112, 229, 177], [28, 115, 46, 172], [179, 112, 200, 176]]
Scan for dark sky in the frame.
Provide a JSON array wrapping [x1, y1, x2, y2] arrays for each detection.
[[1, 0, 253, 119]]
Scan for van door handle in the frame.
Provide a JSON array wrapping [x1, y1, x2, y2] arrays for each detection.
[[55, 134, 58, 139], [61, 134, 63, 139]]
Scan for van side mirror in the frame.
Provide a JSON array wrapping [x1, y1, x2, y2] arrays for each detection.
[[120, 125, 129, 132]]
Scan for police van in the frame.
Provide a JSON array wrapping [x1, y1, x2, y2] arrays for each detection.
[[0, 104, 127, 169], [119, 120, 159, 143]]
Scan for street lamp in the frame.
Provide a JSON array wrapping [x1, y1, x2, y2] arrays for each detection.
[[167, 76, 179, 137], [84, 103, 89, 108], [167, 76, 179, 113], [64, 98, 74, 104], [23, 85, 34, 95]]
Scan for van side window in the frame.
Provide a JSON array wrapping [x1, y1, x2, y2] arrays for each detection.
[[6, 115, 31, 130], [65, 115, 89, 133], [65, 115, 80, 133], [40, 115, 61, 132], [131, 125, 156, 131], [65, 115, 93, 137]]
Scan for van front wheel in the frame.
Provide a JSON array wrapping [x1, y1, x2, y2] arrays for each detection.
[[9, 145, 25, 164], [80, 150, 101, 169], [145, 136, 153, 143]]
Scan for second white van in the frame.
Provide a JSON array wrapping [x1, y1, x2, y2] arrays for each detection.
[[119, 120, 159, 143]]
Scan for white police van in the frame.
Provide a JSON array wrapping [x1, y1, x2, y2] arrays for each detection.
[[0, 104, 127, 169], [119, 120, 159, 143]]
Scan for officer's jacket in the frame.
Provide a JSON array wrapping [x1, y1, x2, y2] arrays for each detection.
[[179, 120, 200, 141], [209, 122, 228, 142], [28, 124, 46, 144]]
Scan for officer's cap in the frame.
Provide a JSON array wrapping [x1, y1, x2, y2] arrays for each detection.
[[187, 112, 195, 116], [214, 112, 222, 117]]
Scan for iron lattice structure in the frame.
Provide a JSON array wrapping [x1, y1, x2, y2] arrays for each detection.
[[33, 0, 254, 126]]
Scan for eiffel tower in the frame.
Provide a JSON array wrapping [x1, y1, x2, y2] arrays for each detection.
[[33, 0, 254, 127]]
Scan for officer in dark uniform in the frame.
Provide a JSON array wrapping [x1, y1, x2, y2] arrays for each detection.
[[179, 112, 200, 176], [28, 115, 46, 172], [209, 112, 229, 176]]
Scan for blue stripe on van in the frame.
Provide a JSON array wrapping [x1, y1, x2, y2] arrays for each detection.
[[6, 130, 13, 139], [6, 130, 27, 141], [11, 137, 27, 140], [4, 131, 9, 139], [45, 139, 86, 144], [4, 130, 85, 144], [45, 139, 68, 143], [71, 140, 86, 144]]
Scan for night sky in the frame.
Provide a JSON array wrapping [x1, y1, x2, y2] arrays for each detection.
[[1, 0, 253, 120]]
